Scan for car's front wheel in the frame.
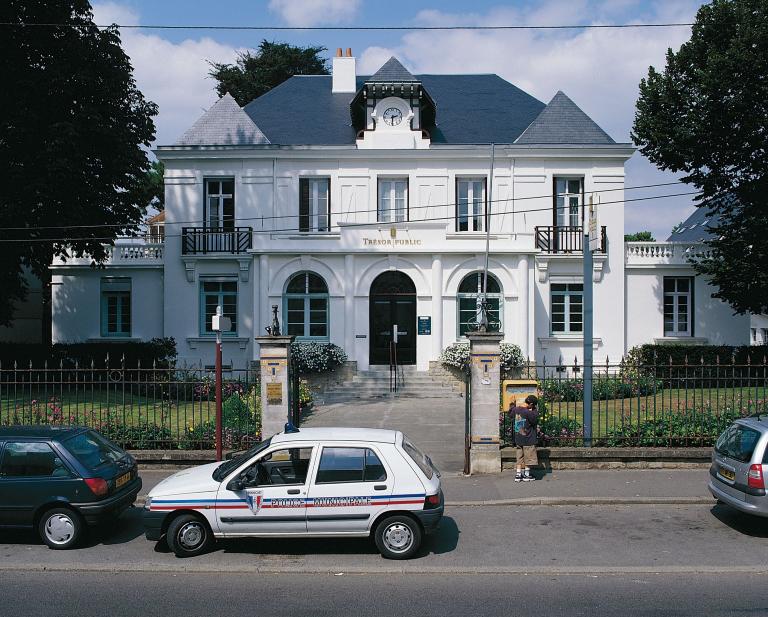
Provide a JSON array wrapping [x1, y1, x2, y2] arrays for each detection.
[[39, 507, 84, 550], [374, 515, 422, 560], [166, 513, 213, 558]]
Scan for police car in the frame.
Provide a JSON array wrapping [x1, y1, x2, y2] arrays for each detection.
[[142, 427, 443, 559]]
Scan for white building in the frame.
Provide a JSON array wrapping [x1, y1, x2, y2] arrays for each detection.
[[50, 53, 749, 369]]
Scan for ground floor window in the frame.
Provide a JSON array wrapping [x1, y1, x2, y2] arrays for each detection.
[[663, 277, 692, 336], [551, 283, 583, 334], [100, 278, 131, 337], [457, 272, 502, 336], [200, 279, 237, 335], [284, 272, 329, 339]]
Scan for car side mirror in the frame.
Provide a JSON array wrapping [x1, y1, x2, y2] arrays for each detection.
[[226, 478, 245, 492]]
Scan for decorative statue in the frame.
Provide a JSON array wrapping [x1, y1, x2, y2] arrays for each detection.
[[265, 304, 281, 336]]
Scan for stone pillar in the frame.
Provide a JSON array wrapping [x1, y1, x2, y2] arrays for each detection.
[[254, 335, 295, 439], [466, 331, 504, 474], [344, 255, 355, 355], [518, 255, 530, 358], [431, 254, 443, 358]]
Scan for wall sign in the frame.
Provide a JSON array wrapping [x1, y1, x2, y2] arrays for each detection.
[[266, 382, 282, 405], [417, 316, 431, 335]]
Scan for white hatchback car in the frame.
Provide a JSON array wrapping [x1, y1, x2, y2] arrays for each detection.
[[143, 427, 443, 559]]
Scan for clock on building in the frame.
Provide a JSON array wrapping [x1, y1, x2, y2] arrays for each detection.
[[382, 107, 403, 126]]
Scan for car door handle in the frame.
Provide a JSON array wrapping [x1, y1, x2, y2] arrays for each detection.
[[287, 489, 301, 495], [374, 485, 387, 491]]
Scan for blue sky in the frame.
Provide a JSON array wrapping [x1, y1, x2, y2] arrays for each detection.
[[93, 0, 706, 238]]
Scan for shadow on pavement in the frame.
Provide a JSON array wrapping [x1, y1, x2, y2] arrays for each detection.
[[710, 504, 768, 538]]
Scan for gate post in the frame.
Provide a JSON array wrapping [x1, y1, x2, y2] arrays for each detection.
[[466, 331, 504, 474], [254, 335, 295, 439]]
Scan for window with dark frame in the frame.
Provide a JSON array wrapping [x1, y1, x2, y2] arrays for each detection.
[[554, 177, 583, 227], [663, 277, 692, 337], [457, 272, 502, 336], [200, 279, 237, 336], [315, 447, 387, 484], [100, 278, 131, 337], [551, 283, 583, 334], [205, 179, 235, 230], [456, 178, 486, 232], [284, 272, 329, 339], [299, 178, 330, 232]]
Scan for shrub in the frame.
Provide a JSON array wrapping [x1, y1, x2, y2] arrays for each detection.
[[440, 342, 525, 374], [291, 342, 347, 374], [500, 405, 583, 447], [540, 376, 662, 402]]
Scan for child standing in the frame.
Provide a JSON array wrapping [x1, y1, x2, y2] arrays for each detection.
[[510, 394, 539, 482]]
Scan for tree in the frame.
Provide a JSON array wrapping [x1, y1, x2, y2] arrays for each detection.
[[632, 0, 768, 314], [0, 0, 157, 334], [209, 41, 329, 106], [624, 231, 655, 242], [137, 161, 165, 211]]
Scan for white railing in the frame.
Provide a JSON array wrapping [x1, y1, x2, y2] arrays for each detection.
[[625, 241, 712, 266], [103, 242, 164, 263]]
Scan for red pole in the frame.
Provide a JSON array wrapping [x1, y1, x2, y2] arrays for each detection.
[[215, 334, 223, 462]]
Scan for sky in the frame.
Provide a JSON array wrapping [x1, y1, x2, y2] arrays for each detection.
[[91, 0, 705, 240]]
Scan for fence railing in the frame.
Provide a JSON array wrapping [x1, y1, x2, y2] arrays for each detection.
[[181, 227, 252, 254], [535, 226, 606, 254], [500, 359, 768, 447]]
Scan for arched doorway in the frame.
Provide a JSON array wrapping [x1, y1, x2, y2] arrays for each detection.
[[369, 271, 416, 365]]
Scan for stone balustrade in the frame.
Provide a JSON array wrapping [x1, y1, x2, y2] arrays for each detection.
[[625, 241, 712, 267], [105, 243, 165, 262]]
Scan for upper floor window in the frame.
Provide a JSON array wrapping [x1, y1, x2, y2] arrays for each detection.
[[456, 178, 486, 232], [551, 283, 583, 334], [664, 277, 692, 337], [285, 272, 329, 339], [457, 272, 502, 336], [299, 178, 330, 232], [200, 279, 237, 336], [554, 177, 582, 227], [378, 178, 408, 223], [205, 179, 234, 230], [100, 278, 131, 338]]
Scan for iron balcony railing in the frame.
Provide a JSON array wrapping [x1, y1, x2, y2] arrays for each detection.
[[535, 226, 607, 254], [181, 227, 252, 255]]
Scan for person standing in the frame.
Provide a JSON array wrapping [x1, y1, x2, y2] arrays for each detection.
[[510, 394, 539, 482]]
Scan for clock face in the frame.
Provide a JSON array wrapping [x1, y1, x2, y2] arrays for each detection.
[[382, 107, 403, 126]]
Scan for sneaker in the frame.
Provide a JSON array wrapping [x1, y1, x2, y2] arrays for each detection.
[[522, 471, 534, 482], [514, 472, 523, 483]]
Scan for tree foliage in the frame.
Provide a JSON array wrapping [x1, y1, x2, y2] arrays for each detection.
[[624, 231, 655, 242], [632, 0, 768, 314], [209, 40, 329, 106], [0, 0, 158, 327]]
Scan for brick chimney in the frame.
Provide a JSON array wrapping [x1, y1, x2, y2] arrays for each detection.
[[332, 47, 356, 93]]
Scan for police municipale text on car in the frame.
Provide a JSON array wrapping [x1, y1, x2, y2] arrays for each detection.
[[142, 427, 444, 559]]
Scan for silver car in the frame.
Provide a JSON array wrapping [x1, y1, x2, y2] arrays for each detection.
[[709, 416, 768, 517]]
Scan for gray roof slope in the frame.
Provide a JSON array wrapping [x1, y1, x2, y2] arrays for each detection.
[[666, 194, 734, 242], [367, 57, 418, 82], [243, 74, 546, 145], [177, 93, 270, 146], [515, 91, 614, 144]]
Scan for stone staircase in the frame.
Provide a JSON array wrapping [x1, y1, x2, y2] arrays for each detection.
[[315, 366, 463, 405]]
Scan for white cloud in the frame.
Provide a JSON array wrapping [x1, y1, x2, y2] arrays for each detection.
[[268, 0, 361, 27], [359, 0, 703, 238], [93, 3, 242, 146]]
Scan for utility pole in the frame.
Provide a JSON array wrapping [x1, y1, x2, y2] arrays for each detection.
[[582, 194, 598, 447], [478, 143, 495, 331], [212, 305, 231, 461]]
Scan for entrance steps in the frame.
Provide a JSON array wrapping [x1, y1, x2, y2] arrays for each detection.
[[316, 366, 463, 405]]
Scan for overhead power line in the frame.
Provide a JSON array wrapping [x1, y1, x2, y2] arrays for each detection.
[[0, 21, 695, 31], [0, 190, 698, 244], [0, 181, 686, 233]]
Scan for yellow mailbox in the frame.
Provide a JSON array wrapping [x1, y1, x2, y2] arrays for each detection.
[[502, 379, 539, 412]]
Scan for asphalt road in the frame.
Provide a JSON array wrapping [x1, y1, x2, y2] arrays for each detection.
[[1, 571, 766, 617], [1, 503, 767, 574]]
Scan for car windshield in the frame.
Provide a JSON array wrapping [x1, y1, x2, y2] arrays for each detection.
[[715, 424, 762, 463], [402, 435, 434, 480], [212, 438, 272, 481], [63, 430, 126, 469]]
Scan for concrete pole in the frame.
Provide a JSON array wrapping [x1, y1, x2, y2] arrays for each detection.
[[466, 331, 504, 474]]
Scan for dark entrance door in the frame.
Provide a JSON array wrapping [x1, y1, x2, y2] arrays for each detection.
[[369, 271, 416, 365]]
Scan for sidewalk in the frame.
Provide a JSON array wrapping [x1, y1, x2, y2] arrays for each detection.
[[136, 467, 714, 506]]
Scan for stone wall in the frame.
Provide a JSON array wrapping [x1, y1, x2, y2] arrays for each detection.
[[303, 361, 358, 395]]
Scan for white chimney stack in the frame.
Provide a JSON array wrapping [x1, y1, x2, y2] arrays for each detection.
[[332, 47, 356, 93]]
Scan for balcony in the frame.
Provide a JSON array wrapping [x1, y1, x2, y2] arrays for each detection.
[[535, 226, 606, 254], [182, 227, 252, 255], [625, 241, 712, 267]]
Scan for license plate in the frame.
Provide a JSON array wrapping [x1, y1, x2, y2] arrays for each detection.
[[115, 472, 131, 489], [719, 467, 735, 482]]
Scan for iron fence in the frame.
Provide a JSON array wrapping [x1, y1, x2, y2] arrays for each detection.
[[0, 360, 262, 450], [500, 357, 768, 448]]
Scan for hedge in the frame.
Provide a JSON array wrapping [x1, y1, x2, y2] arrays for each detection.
[[627, 344, 768, 366]]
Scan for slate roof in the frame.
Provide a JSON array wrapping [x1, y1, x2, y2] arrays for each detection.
[[366, 57, 418, 82], [243, 74, 547, 145], [177, 93, 270, 146], [515, 91, 614, 145], [666, 194, 735, 242]]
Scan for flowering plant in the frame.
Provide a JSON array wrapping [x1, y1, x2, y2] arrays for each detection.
[[291, 342, 347, 374], [440, 342, 525, 374]]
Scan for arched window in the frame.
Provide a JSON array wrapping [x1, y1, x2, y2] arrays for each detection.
[[284, 272, 329, 339], [457, 272, 502, 336]]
